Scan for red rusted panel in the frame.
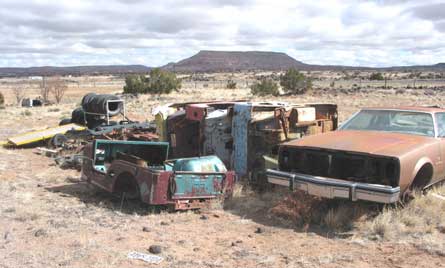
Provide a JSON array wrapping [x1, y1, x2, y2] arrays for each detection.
[[186, 104, 209, 121], [223, 171, 236, 197], [149, 171, 172, 205], [167, 110, 201, 158], [126, 132, 159, 141]]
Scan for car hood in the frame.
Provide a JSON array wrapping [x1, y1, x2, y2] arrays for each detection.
[[283, 130, 437, 158]]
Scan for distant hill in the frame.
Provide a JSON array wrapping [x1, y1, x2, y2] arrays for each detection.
[[0, 65, 151, 78], [0, 51, 444, 77], [381, 62, 445, 72], [164, 51, 445, 73], [162, 50, 309, 72]]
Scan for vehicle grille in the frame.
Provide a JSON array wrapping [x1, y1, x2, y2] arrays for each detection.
[[279, 148, 399, 187]]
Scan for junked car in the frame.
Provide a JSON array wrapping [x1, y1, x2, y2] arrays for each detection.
[[267, 107, 445, 203], [81, 139, 235, 210]]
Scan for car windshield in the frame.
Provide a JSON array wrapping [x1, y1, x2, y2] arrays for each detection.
[[340, 110, 435, 137]]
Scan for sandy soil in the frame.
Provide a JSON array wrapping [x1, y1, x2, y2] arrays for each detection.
[[1, 80, 445, 268]]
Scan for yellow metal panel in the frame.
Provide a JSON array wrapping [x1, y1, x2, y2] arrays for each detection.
[[7, 123, 85, 146], [153, 105, 176, 142]]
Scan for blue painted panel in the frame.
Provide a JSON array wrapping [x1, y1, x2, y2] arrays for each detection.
[[167, 155, 227, 198], [203, 109, 232, 168], [232, 103, 252, 176], [171, 155, 227, 172]]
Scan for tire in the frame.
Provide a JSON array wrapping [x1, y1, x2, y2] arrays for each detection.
[[403, 164, 433, 202], [81, 93, 122, 116], [71, 107, 86, 126]]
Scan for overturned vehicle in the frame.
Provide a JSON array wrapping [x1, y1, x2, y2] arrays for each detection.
[[267, 107, 445, 203], [81, 139, 235, 210], [154, 101, 338, 187]]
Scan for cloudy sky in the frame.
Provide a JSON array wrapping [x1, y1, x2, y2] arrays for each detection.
[[1, 0, 445, 67]]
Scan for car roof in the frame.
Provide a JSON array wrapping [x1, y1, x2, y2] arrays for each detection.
[[362, 106, 445, 113]]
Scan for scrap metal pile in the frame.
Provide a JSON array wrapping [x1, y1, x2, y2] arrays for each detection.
[[4, 93, 157, 169], [154, 101, 338, 186], [3, 93, 338, 209]]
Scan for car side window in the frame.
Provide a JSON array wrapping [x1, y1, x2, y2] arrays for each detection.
[[435, 113, 445, 137]]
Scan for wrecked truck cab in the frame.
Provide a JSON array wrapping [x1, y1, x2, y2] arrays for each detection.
[[81, 139, 235, 210], [157, 101, 338, 188]]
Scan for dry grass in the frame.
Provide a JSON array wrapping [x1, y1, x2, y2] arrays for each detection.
[[322, 203, 368, 231], [414, 235, 445, 257], [356, 185, 445, 243]]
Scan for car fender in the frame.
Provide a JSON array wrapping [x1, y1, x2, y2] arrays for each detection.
[[412, 156, 434, 182], [107, 160, 139, 192]]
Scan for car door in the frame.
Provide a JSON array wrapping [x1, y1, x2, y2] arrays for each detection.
[[434, 112, 445, 182]]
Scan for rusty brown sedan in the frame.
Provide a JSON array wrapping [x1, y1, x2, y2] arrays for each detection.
[[267, 107, 445, 203]]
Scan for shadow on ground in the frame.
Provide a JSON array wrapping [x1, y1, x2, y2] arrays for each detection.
[[46, 177, 382, 237], [224, 187, 382, 237], [45, 178, 169, 215]]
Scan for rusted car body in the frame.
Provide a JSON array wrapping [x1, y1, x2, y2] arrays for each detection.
[[155, 101, 337, 185], [267, 107, 445, 203], [232, 102, 337, 185], [81, 139, 235, 210], [166, 101, 237, 163]]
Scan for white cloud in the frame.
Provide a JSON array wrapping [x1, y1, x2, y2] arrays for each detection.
[[0, 0, 444, 67]]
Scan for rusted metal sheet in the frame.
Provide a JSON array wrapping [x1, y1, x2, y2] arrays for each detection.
[[166, 101, 239, 160], [291, 107, 316, 122], [186, 103, 210, 121], [124, 131, 159, 141], [147, 171, 171, 205], [203, 109, 232, 168], [167, 110, 201, 158]]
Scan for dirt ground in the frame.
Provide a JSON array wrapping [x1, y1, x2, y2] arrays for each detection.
[[1, 80, 445, 268]]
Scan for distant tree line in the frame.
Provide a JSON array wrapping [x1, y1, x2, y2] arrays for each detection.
[[123, 68, 181, 95]]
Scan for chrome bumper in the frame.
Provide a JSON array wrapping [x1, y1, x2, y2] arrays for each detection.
[[267, 169, 400, 203]]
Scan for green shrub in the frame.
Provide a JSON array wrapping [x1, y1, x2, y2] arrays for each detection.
[[369, 72, 384, 81], [123, 74, 146, 94], [123, 68, 181, 95], [250, 79, 279, 96], [280, 68, 312, 95], [146, 68, 181, 94], [226, 80, 237, 89], [0, 92, 4, 106]]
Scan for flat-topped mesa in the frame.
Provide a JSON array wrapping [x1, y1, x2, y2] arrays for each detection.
[[162, 50, 308, 72]]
